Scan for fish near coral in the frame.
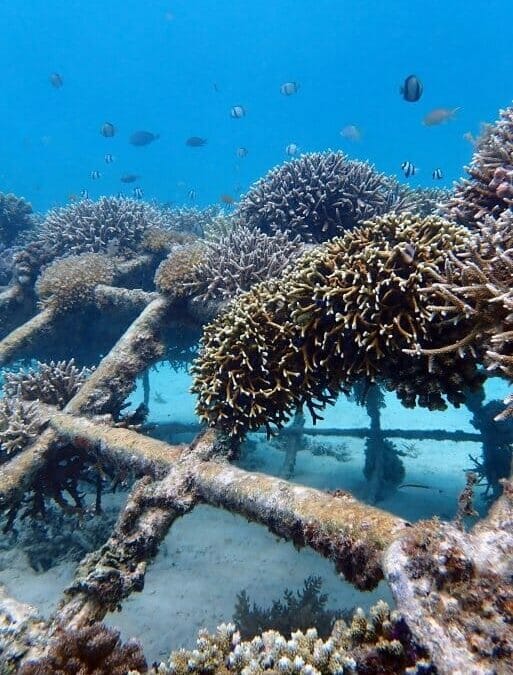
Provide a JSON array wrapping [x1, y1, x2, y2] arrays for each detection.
[[423, 107, 460, 126]]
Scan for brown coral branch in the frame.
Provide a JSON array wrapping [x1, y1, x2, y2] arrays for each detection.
[[0, 308, 54, 366]]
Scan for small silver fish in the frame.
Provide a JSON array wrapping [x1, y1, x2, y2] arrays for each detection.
[[285, 143, 299, 156], [401, 161, 416, 178], [230, 105, 246, 119], [280, 81, 300, 96], [432, 168, 443, 180], [90, 170, 101, 180], [104, 153, 114, 164], [423, 107, 460, 126], [236, 147, 248, 158], [133, 186, 144, 199]]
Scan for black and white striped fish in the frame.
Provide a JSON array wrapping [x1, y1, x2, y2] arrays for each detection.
[[401, 161, 416, 178], [188, 189, 196, 201], [80, 189, 89, 199], [432, 168, 443, 180], [133, 186, 144, 199], [104, 153, 114, 164], [90, 170, 101, 179], [230, 105, 246, 119]]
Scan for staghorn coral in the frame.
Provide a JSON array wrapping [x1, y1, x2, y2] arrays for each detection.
[[3, 359, 92, 408], [154, 242, 207, 301], [233, 575, 346, 641], [157, 602, 429, 674], [18, 622, 147, 674], [187, 225, 305, 302], [203, 212, 241, 242], [0, 192, 34, 247], [13, 197, 167, 284], [445, 104, 513, 225], [159, 203, 223, 237], [35, 252, 115, 313], [235, 151, 424, 243], [192, 213, 481, 437], [141, 227, 195, 255], [0, 397, 43, 463]]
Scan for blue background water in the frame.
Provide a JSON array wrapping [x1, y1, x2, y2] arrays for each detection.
[[1, 0, 512, 212]]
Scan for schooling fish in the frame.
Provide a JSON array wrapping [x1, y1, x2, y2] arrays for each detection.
[[130, 130, 160, 146], [133, 187, 144, 199], [50, 72, 63, 88], [286, 143, 300, 156], [280, 81, 300, 96], [423, 107, 460, 126], [401, 161, 416, 178], [186, 136, 207, 147], [101, 122, 116, 138], [432, 168, 443, 180], [90, 170, 101, 180], [236, 147, 248, 158], [121, 173, 140, 183], [400, 74, 422, 102], [230, 105, 246, 119], [104, 153, 115, 164]]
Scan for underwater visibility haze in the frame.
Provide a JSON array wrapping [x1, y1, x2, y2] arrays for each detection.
[[1, 1, 513, 673]]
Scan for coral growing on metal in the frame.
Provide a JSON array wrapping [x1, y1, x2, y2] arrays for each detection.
[[0, 397, 43, 463], [192, 213, 481, 437], [13, 197, 167, 285], [35, 252, 116, 313], [3, 358, 92, 408], [187, 225, 305, 302], [235, 151, 423, 243], [0, 191, 34, 247], [18, 622, 147, 674], [154, 242, 207, 301], [444, 104, 513, 225], [412, 209, 513, 419], [158, 602, 429, 674]]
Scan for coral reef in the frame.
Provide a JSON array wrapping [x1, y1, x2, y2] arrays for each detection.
[[0, 192, 33, 247], [159, 602, 429, 674], [187, 225, 305, 302], [18, 622, 147, 674], [235, 151, 424, 243], [14, 197, 167, 284], [445, 104, 513, 225], [141, 227, 195, 255], [3, 359, 92, 408], [0, 397, 43, 463], [192, 213, 481, 437], [233, 575, 347, 640], [159, 203, 223, 237], [35, 253, 115, 313], [154, 242, 207, 301], [414, 209, 513, 418]]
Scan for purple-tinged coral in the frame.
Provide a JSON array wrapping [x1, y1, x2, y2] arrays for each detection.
[[13, 197, 167, 284], [3, 358, 92, 408], [188, 225, 305, 302], [235, 151, 423, 243], [0, 192, 33, 247], [0, 397, 43, 463], [445, 104, 513, 225]]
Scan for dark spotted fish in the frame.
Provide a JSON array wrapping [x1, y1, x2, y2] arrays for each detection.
[[121, 174, 140, 183], [186, 136, 207, 147], [50, 73, 63, 88], [129, 130, 160, 146], [400, 74, 423, 102]]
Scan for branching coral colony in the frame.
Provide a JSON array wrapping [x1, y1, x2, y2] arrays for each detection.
[[1, 106, 513, 675]]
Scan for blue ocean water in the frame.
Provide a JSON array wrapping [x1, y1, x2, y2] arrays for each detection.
[[2, 0, 513, 210]]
